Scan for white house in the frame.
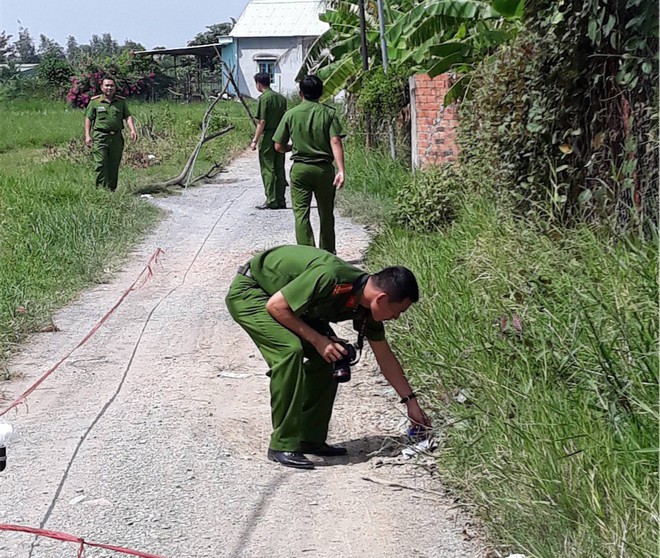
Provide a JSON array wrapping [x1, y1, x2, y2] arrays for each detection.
[[228, 0, 329, 98]]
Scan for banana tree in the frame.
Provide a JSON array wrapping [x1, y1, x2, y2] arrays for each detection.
[[299, 0, 524, 102]]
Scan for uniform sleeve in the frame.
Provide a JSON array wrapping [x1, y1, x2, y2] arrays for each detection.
[[255, 96, 264, 121], [272, 113, 290, 145], [329, 113, 344, 138], [84, 101, 95, 120], [280, 267, 336, 315]]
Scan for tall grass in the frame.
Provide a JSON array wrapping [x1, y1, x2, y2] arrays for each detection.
[[337, 141, 410, 225], [0, 100, 81, 152], [345, 146, 659, 557], [0, 99, 253, 363]]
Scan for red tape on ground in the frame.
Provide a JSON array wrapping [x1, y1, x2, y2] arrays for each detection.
[[0, 248, 164, 417], [0, 524, 169, 558]]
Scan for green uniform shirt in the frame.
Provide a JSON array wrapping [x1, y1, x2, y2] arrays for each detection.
[[272, 100, 344, 164], [85, 95, 131, 133], [249, 245, 385, 341], [255, 88, 287, 132]]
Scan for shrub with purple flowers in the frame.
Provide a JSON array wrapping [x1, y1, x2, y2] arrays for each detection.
[[66, 50, 159, 108]]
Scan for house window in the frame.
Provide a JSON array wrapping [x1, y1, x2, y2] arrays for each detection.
[[257, 60, 278, 85]]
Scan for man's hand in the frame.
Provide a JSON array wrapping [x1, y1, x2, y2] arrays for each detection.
[[406, 399, 432, 428], [315, 337, 348, 363], [250, 140, 258, 151], [333, 171, 345, 189], [85, 135, 93, 148]]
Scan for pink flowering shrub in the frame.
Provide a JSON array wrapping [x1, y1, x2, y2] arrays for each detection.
[[67, 52, 158, 108]]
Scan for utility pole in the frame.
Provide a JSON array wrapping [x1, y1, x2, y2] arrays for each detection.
[[358, 0, 372, 148], [376, 0, 396, 159]]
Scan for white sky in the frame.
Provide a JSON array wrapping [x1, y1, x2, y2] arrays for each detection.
[[0, 0, 251, 50]]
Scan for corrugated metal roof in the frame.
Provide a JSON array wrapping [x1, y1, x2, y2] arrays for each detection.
[[229, 0, 329, 38]]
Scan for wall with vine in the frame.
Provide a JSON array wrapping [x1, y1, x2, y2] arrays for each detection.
[[458, 0, 658, 237]]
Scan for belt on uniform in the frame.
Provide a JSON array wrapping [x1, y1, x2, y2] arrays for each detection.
[[96, 130, 119, 135], [237, 263, 252, 278]]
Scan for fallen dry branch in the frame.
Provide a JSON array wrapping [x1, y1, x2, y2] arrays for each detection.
[[153, 123, 235, 189], [147, 64, 253, 192]]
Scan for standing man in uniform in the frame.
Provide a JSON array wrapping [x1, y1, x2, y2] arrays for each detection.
[[250, 72, 288, 210], [84, 76, 137, 191], [225, 244, 431, 470], [273, 75, 345, 254]]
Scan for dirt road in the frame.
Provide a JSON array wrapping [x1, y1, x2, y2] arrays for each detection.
[[0, 151, 475, 558]]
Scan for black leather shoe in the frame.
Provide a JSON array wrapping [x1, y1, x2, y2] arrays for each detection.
[[299, 442, 348, 457], [267, 448, 315, 469], [255, 202, 271, 210]]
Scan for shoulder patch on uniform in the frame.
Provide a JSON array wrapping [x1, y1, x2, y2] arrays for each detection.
[[332, 284, 353, 296], [91, 95, 101, 99]]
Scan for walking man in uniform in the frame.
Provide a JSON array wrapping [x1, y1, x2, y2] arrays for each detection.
[[273, 75, 345, 254], [250, 72, 288, 210], [84, 76, 137, 191], [225, 244, 431, 470]]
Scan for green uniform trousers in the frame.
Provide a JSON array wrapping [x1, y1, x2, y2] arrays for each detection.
[[259, 131, 287, 207], [290, 161, 336, 254], [92, 131, 124, 191], [225, 273, 337, 451]]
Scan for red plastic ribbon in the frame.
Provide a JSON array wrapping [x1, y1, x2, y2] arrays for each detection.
[[0, 248, 163, 417], [0, 524, 169, 557]]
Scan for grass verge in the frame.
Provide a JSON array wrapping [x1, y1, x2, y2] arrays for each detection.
[[0, 98, 254, 367], [343, 145, 659, 557]]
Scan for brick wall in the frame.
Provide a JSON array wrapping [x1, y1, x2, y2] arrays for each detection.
[[410, 73, 459, 168]]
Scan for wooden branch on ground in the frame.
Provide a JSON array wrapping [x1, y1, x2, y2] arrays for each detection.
[[148, 77, 232, 190], [152, 124, 235, 189], [145, 62, 253, 193]]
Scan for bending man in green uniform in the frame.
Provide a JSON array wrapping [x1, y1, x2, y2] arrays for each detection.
[[84, 76, 137, 191], [250, 72, 288, 210], [273, 75, 345, 254], [225, 245, 431, 470]]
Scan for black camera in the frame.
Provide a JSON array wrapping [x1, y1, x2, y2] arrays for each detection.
[[332, 341, 359, 383]]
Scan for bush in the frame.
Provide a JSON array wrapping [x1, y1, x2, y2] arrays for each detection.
[[459, 0, 658, 236], [394, 165, 460, 231], [37, 54, 73, 93], [66, 51, 159, 108], [357, 65, 410, 121], [0, 71, 39, 101]]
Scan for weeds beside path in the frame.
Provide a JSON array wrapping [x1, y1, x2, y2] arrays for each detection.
[[340, 142, 659, 557]]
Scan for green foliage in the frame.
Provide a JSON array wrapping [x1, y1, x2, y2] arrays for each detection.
[[368, 211, 658, 556], [342, 143, 658, 555], [300, 0, 522, 100], [0, 71, 39, 101], [357, 65, 410, 120], [37, 54, 73, 92], [394, 165, 459, 231], [459, 0, 658, 235], [13, 27, 39, 63], [187, 21, 234, 46], [0, 31, 14, 63]]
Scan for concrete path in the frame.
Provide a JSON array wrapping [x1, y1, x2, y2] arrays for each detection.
[[0, 150, 475, 558]]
